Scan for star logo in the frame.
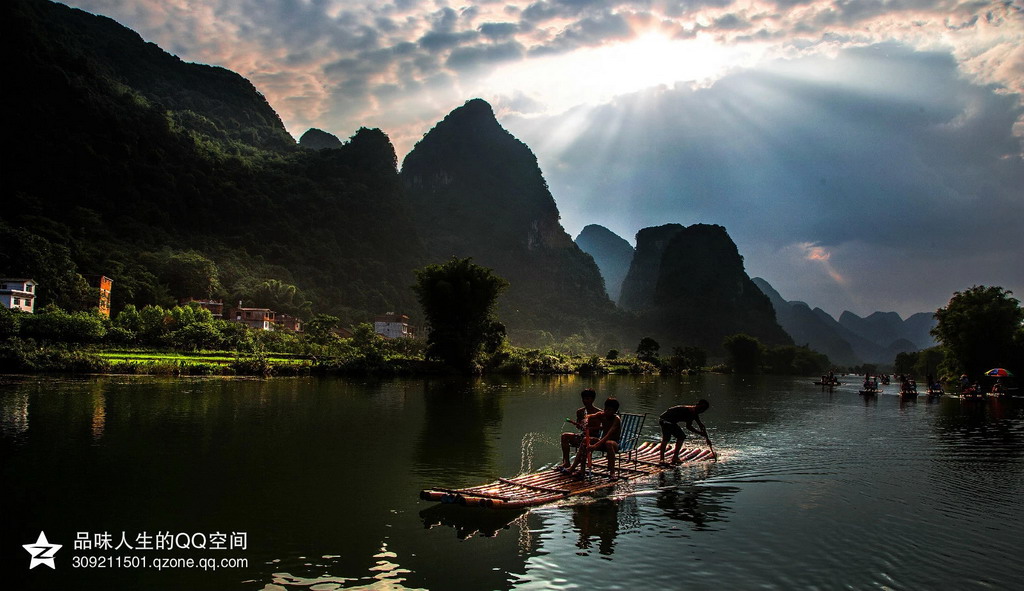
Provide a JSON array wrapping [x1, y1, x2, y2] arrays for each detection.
[[23, 531, 62, 569]]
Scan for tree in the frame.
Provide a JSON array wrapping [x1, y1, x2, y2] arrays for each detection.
[[252, 279, 311, 316], [724, 333, 763, 374], [19, 305, 106, 344], [912, 347, 945, 380], [170, 322, 222, 351], [153, 250, 222, 299], [932, 286, 1023, 377], [894, 351, 918, 375], [113, 304, 143, 333], [764, 344, 830, 376], [138, 305, 172, 343], [0, 222, 95, 311], [0, 307, 20, 339], [636, 337, 660, 363], [671, 345, 707, 371], [413, 258, 508, 371], [305, 314, 341, 341]]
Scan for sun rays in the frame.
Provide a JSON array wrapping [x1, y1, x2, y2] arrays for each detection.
[[481, 31, 760, 116]]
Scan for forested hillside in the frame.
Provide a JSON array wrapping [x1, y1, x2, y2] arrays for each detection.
[[3, 0, 425, 323]]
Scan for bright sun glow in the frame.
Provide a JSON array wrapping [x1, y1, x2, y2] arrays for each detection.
[[481, 32, 762, 114]]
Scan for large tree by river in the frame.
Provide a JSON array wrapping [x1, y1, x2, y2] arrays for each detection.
[[932, 285, 1023, 377], [413, 258, 509, 372]]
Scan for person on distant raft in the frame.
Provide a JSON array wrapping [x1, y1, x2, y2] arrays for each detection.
[[658, 399, 710, 465], [556, 388, 600, 472], [567, 397, 623, 480]]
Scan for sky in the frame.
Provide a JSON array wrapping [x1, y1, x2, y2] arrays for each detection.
[[64, 0, 1024, 318]]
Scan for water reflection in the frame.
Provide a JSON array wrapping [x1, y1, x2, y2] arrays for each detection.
[[419, 504, 527, 539], [90, 382, 106, 441], [414, 378, 503, 480], [263, 542, 426, 591], [935, 396, 1024, 445], [1, 386, 29, 438], [570, 498, 623, 556], [653, 478, 737, 531]]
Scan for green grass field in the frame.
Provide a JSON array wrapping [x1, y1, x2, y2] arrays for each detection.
[[95, 350, 310, 365]]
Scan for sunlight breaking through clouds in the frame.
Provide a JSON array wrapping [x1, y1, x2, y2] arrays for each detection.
[[481, 32, 766, 114], [62, 0, 1024, 153], [799, 243, 846, 285]]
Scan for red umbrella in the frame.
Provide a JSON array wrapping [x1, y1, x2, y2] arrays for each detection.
[[984, 368, 1013, 377]]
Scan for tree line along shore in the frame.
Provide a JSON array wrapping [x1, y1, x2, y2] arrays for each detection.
[[2, 260, 1019, 381]]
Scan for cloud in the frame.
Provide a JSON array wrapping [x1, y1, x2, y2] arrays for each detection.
[[479, 22, 519, 39], [446, 41, 526, 71], [803, 245, 830, 262], [64, 1, 1024, 146], [418, 30, 479, 52]]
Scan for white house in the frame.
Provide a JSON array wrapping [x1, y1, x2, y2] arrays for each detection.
[[0, 278, 38, 313], [374, 313, 415, 338]]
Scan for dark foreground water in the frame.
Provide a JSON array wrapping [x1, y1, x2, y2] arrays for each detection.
[[2, 374, 1022, 590]]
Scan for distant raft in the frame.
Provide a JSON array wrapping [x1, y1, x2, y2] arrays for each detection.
[[419, 441, 716, 509]]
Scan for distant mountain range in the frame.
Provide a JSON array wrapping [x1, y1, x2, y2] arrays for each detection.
[[576, 222, 791, 351], [577, 224, 936, 365], [3, 0, 935, 363], [752, 277, 936, 365]]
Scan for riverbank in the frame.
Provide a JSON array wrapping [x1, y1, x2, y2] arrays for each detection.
[[0, 341, 664, 377]]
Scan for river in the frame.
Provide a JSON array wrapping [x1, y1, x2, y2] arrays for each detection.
[[3, 374, 1022, 590]]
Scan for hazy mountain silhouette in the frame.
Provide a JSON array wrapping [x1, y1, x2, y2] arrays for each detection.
[[574, 225, 634, 303], [752, 278, 859, 365], [619, 224, 791, 352], [754, 277, 937, 365], [618, 224, 685, 312]]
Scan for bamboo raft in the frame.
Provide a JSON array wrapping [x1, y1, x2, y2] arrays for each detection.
[[420, 441, 716, 509]]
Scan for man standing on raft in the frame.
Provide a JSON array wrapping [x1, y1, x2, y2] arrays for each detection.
[[658, 399, 711, 464]]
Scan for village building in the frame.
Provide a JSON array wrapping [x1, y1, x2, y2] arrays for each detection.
[[228, 306, 276, 331], [275, 313, 303, 332], [181, 298, 224, 319], [84, 275, 113, 317], [374, 312, 415, 338], [0, 278, 38, 313]]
